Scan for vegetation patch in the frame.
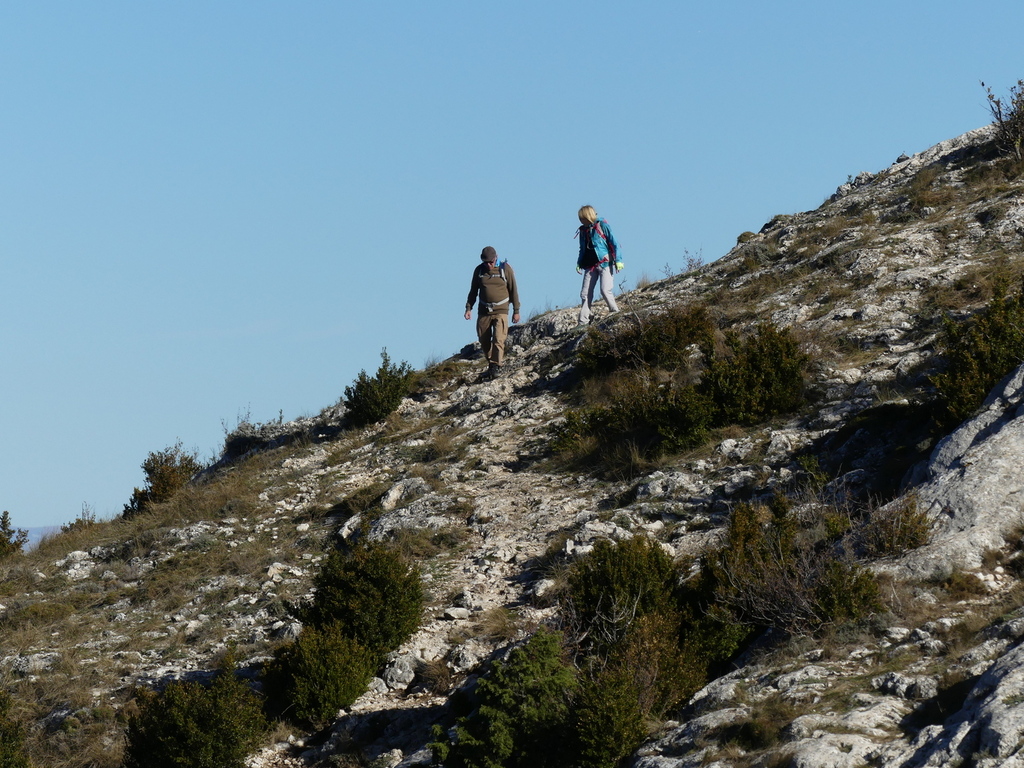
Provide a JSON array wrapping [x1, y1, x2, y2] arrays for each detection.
[[123, 655, 266, 768], [697, 497, 883, 635], [262, 624, 378, 725], [576, 304, 714, 377], [0, 690, 30, 768], [931, 279, 1024, 428], [556, 317, 808, 476], [563, 536, 681, 656], [0, 512, 28, 561], [298, 542, 423, 654], [985, 79, 1024, 162], [859, 497, 931, 558], [431, 628, 578, 768], [122, 442, 204, 519], [263, 542, 424, 725], [344, 348, 415, 428]]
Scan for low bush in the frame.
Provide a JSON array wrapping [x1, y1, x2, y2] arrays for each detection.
[[734, 240, 781, 271], [700, 322, 808, 426], [564, 536, 681, 656], [123, 655, 266, 768], [435, 540, 701, 768], [859, 497, 930, 557], [263, 543, 423, 726], [563, 541, 707, 764], [941, 570, 989, 599], [262, 623, 378, 725], [905, 164, 955, 215], [609, 611, 702, 718], [0, 600, 74, 630], [0, 513, 27, 561], [985, 79, 1024, 162], [122, 441, 204, 519], [814, 558, 884, 624], [344, 349, 414, 428], [552, 373, 714, 473], [723, 693, 798, 751], [931, 279, 1024, 428], [576, 304, 715, 377], [557, 320, 807, 474], [329, 481, 390, 519], [300, 543, 423, 655], [60, 506, 98, 534], [573, 667, 646, 768], [700, 499, 881, 635], [431, 628, 578, 768]]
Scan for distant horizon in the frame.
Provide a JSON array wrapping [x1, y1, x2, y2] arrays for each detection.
[[25, 526, 62, 550]]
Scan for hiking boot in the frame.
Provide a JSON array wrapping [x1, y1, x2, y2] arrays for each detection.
[[487, 363, 502, 379]]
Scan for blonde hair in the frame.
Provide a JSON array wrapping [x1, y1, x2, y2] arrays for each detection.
[[578, 205, 597, 225]]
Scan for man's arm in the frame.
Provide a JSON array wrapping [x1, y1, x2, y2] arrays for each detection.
[[465, 267, 480, 319], [505, 264, 521, 324]]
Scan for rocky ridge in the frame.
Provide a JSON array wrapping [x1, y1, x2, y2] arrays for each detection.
[[4, 123, 1024, 767]]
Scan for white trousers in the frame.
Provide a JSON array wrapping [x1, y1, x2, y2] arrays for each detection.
[[579, 266, 618, 323]]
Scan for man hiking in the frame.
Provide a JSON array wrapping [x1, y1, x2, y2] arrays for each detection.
[[465, 246, 521, 379]]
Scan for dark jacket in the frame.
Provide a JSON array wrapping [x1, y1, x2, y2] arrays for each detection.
[[466, 261, 521, 316]]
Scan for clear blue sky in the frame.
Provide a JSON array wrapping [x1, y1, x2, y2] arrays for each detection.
[[2, 1, 1021, 532]]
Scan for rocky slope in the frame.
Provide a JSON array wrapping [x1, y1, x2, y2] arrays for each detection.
[[4, 122, 1024, 768]]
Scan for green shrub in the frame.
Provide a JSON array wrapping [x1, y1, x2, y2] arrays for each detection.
[[609, 611, 702, 717], [701, 322, 808, 425], [0, 691, 30, 768], [431, 628, 578, 768], [985, 79, 1024, 162], [573, 667, 646, 768], [0, 512, 27, 561], [676, 600, 752, 687], [557, 320, 806, 473], [564, 536, 681, 656], [941, 570, 989, 599], [702, 500, 881, 634], [301, 543, 423, 655], [735, 240, 781, 271], [262, 623, 378, 725], [344, 348, 414, 428], [553, 374, 714, 472], [931, 280, 1024, 428], [814, 559, 882, 623], [123, 655, 266, 768], [576, 304, 714, 378], [860, 497, 930, 557], [123, 441, 204, 519], [263, 543, 422, 726]]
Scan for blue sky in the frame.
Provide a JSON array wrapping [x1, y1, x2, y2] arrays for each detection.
[[2, 1, 1022, 532]]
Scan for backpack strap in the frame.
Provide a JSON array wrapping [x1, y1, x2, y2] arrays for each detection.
[[479, 261, 508, 283], [592, 220, 616, 261]]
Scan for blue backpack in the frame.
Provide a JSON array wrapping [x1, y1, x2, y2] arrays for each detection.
[[579, 220, 617, 267]]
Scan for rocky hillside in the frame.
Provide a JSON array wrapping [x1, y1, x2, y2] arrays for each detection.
[[4, 122, 1024, 768]]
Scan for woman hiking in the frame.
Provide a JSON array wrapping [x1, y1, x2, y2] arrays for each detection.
[[575, 205, 623, 325]]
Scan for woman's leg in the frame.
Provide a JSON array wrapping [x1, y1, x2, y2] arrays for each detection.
[[578, 271, 597, 323], [599, 266, 619, 312]]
